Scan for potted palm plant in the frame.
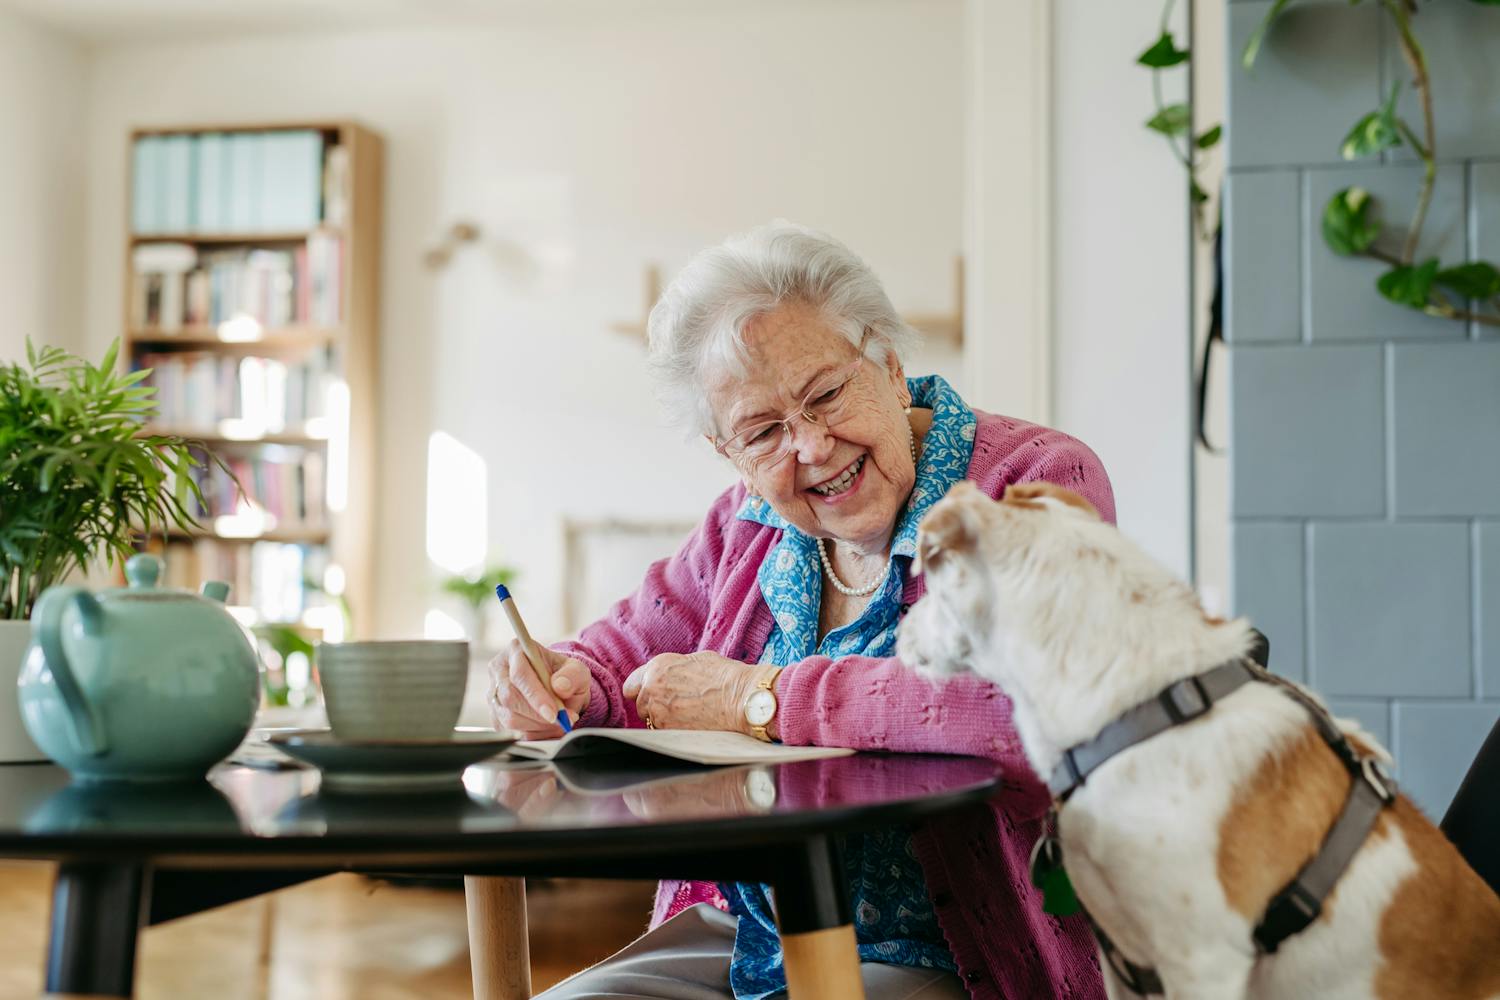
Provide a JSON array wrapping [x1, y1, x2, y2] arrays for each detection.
[[1, 340, 214, 761]]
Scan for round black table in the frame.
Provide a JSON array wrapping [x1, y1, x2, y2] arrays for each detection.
[[0, 751, 1009, 1000]]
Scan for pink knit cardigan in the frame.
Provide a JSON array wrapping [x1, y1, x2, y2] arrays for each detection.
[[555, 410, 1114, 1000]]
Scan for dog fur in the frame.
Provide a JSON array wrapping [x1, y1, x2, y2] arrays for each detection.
[[897, 479, 1500, 1000]]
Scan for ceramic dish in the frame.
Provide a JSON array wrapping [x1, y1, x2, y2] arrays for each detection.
[[267, 728, 517, 793]]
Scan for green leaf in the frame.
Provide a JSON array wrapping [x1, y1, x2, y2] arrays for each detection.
[[1243, 0, 1298, 68], [1341, 83, 1402, 160], [1468, 0, 1500, 6], [1195, 125, 1222, 150], [1378, 258, 1441, 309], [1434, 261, 1500, 299], [1191, 180, 1210, 204], [1146, 103, 1191, 137], [1322, 187, 1382, 256], [1137, 31, 1190, 68]]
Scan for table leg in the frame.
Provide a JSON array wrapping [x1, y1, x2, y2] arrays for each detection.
[[773, 835, 865, 1000], [464, 875, 531, 1000], [44, 862, 149, 999]]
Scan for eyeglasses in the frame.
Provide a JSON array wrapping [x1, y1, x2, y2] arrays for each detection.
[[713, 331, 871, 468]]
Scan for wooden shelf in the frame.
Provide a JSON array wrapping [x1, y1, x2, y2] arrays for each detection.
[[159, 527, 332, 545], [130, 229, 335, 245], [129, 326, 340, 349], [141, 427, 328, 447], [125, 120, 382, 632]]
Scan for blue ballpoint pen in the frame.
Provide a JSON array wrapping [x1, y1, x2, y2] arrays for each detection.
[[494, 584, 573, 733]]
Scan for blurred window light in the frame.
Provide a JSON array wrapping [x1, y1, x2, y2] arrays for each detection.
[[426, 430, 487, 575]]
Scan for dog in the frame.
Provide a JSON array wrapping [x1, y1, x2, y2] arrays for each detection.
[[897, 479, 1500, 1000]]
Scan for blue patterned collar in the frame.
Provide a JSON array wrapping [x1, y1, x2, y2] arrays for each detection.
[[735, 374, 976, 556]]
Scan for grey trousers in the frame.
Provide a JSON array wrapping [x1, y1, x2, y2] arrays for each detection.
[[537, 903, 968, 1000]]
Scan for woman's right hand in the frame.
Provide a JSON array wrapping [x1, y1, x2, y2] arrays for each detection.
[[487, 640, 591, 739]]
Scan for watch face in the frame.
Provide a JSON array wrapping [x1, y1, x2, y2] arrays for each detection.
[[745, 767, 777, 810], [745, 689, 777, 727]]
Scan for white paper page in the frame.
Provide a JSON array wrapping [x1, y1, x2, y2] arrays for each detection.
[[508, 728, 853, 766]]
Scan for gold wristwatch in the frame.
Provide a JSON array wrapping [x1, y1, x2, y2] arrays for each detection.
[[745, 667, 783, 742]]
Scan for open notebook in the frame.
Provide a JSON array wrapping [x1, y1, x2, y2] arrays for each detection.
[[506, 728, 853, 766]]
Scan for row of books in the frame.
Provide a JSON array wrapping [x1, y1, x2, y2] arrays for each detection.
[[131, 234, 342, 331], [132, 130, 349, 235], [159, 539, 327, 625], [185, 449, 329, 530], [139, 349, 335, 432]]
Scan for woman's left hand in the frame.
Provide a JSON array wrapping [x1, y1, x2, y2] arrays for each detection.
[[622, 651, 767, 735]]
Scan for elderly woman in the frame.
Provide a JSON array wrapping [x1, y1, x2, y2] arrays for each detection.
[[490, 223, 1114, 1000]]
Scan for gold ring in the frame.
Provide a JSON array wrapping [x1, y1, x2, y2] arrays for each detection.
[[645, 715, 656, 730]]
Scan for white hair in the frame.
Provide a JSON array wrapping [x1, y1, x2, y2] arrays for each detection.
[[646, 222, 921, 438]]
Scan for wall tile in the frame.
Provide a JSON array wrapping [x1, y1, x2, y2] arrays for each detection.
[[1393, 701, 1500, 819], [1307, 164, 1467, 341], [1225, 171, 1301, 343], [1326, 697, 1391, 751], [1482, 524, 1499, 698], [1474, 162, 1500, 331], [1392, 343, 1500, 516], [1228, 1, 1381, 169], [1383, 2, 1500, 162], [1231, 521, 1306, 682], [1229, 346, 1384, 517], [1311, 522, 1471, 697]]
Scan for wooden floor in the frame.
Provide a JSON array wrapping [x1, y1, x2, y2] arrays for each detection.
[[0, 861, 655, 998]]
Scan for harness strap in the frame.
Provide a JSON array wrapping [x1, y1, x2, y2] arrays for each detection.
[[1041, 630, 1397, 993], [1253, 755, 1395, 953], [1047, 659, 1258, 802]]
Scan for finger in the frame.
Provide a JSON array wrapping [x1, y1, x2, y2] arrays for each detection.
[[551, 660, 586, 697], [493, 704, 557, 740], [509, 650, 562, 721], [622, 665, 645, 701]]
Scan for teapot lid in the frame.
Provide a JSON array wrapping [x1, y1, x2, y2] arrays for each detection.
[[111, 554, 233, 606]]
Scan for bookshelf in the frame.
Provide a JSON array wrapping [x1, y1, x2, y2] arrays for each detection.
[[124, 121, 383, 641]]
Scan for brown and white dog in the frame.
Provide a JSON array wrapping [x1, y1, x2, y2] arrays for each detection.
[[897, 479, 1500, 1000]]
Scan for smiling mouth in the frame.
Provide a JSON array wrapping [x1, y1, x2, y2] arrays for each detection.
[[809, 455, 866, 497]]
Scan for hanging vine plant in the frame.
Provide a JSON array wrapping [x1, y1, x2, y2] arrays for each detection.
[[1143, 0, 1500, 450]]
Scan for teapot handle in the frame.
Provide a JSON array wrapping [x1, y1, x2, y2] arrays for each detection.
[[32, 586, 108, 757]]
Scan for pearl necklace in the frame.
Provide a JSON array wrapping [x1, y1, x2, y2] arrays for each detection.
[[816, 417, 919, 598]]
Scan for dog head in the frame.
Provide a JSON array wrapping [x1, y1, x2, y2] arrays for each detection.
[[898, 479, 1221, 712]]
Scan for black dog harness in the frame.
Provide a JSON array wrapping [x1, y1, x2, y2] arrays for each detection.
[[1037, 633, 1397, 994]]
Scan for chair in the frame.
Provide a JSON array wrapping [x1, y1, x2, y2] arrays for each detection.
[[1441, 714, 1500, 898]]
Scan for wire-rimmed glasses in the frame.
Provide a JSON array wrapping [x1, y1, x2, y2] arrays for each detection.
[[712, 332, 871, 470]]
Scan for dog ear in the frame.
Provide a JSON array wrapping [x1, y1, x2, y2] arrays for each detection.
[[1003, 481, 1099, 520], [914, 484, 985, 574]]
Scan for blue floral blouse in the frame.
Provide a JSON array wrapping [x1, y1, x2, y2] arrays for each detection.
[[721, 374, 978, 1000]]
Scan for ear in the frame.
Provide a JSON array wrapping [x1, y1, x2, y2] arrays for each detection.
[[1003, 481, 1099, 520], [914, 482, 985, 574], [878, 344, 909, 404]]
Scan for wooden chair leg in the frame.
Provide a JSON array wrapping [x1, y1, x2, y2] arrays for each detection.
[[781, 924, 865, 1000], [464, 876, 531, 1000]]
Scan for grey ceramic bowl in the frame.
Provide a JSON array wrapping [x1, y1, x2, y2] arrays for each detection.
[[316, 640, 469, 741]]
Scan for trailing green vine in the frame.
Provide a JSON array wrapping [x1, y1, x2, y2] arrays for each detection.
[[1143, 0, 1500, 328]]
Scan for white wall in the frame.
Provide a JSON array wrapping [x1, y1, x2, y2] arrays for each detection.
[[1050, 0, 1193, 579], [81, 2, 966, 642], [0, 8, 87, 361]]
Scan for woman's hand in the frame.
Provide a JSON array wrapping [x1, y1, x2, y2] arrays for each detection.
[[488, 640, 591, 739], [622, 651, 769, 736]]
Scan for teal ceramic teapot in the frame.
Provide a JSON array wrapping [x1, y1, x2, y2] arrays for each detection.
[[18, 554, 260, 782]]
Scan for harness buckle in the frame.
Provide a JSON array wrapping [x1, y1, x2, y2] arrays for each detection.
[[1361, 756, 1396, 804], [1161, 675, 1211, 724], [1254, 881, 1321, 954]]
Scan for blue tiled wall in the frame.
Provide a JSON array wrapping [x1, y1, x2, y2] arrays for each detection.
[[1226, 0, 1500, 818]]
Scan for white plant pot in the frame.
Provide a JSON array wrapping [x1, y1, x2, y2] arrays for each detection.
[[0, 619, 45, 763]]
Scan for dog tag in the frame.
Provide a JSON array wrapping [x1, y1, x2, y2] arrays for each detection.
[[1029, 833, 1081, 917]]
